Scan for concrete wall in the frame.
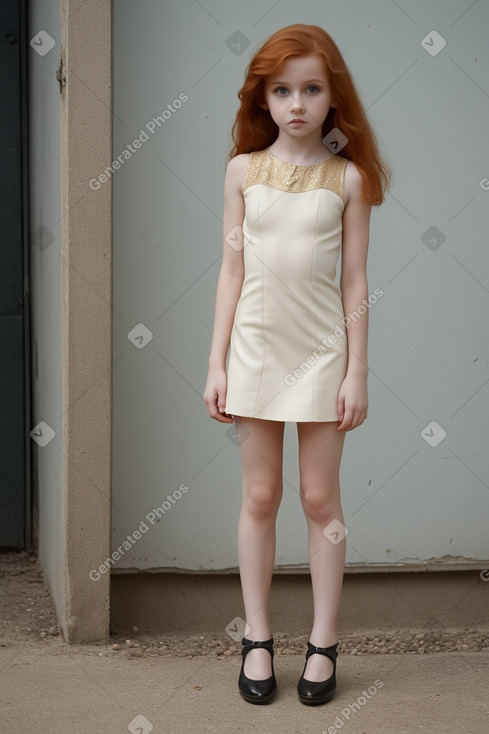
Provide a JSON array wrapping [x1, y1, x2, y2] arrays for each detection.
[[28, 0, 112, 642], [111, 0, 489, 572], [28, 0, 65, 633]]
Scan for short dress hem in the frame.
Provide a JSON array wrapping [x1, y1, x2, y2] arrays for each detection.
[[225, 410, 341, 423]]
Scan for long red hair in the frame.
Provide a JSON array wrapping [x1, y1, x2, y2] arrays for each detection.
[[229, 24, 389, 205]]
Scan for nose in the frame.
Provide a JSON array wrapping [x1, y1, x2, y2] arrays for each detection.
[[289, 94, 305, 112]]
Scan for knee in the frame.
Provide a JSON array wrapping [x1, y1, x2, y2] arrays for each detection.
[[243, 481, 282, 521], [300, 483, 339, 523]]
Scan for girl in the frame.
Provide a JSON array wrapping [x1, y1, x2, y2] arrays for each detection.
[[203, 23, 389, 705]]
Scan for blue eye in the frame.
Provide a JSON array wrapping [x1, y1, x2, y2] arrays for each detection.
[[273, 85, 320, 95]]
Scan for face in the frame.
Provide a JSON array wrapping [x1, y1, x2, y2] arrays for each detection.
[[262, 54, 335, 141]]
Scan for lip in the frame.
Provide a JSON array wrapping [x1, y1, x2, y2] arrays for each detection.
[[289, 119, 306, 124]]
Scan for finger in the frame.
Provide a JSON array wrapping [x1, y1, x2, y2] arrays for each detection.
[[210, 398, 234, 423], [214, 411, 234, 424], [338, 406, 353, 431], [337, 394, 345, 419], [347, 408, 367, 431], [204, 397, 218, 419], [337, 415, 348, 431]]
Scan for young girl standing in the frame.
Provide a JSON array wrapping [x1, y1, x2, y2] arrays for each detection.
[[203, 24, 389, 705]]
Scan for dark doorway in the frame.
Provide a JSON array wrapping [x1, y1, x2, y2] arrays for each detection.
[[0, 0, 31, 549]]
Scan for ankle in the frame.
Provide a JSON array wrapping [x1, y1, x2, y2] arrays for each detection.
[[243, 626, 272, 642], [309, 633, 337, 648]]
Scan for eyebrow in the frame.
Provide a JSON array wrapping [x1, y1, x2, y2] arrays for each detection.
[[269, 78, 326, 84]]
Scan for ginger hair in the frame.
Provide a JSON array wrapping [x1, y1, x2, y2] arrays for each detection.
[[229, 24, 390, 205]]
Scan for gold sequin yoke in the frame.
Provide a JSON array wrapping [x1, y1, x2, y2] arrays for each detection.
[[242, 148, 348, 200]]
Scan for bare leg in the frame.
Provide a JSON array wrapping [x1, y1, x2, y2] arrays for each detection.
[[297, 421, 346, 682], [235, 416, 285, 680]]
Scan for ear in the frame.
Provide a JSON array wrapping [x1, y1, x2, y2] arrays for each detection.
[[258, 101, 269, 111], [331, 102, 338, 109]]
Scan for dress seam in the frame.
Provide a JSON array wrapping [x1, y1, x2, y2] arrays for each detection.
[[243, 182, 344, 203], [311, 190, 321, 422], [252, 190, 266, 416]]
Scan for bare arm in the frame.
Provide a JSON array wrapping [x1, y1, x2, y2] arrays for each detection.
[[337, 161, 372, 431], [203, 154, 248, 422]]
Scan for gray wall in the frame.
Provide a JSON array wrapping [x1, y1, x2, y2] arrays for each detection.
[[28, 3, 64, 605], [111, 0, 489, 571]]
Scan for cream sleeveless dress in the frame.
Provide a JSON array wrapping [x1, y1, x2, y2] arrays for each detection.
[[225, 147, 349, 422]]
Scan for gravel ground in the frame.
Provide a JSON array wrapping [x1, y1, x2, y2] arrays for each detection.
[[112, 627, 489, 660], [2, 550, 489, 659]]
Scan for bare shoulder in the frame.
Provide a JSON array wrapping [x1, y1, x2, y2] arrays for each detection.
[[343, 159, 364, 204], [226, 152, 250, 172], [225, 153, 250, 191]]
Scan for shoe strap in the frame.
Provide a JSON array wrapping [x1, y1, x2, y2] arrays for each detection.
[[305, 641, 338, 664], [241, 636, 274, 657]]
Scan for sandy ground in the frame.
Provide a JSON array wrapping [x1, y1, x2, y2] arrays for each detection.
[[1, 551, 489, 733]]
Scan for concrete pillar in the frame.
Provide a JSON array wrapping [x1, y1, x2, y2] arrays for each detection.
[[59, 0, 112, 642]]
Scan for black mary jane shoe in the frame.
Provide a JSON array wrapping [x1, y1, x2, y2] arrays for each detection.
[[297, 641, 338, 706], [238, 636, 277, 704]]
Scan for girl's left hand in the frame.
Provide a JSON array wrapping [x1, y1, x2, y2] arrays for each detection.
[[336, 374, 368, 431]]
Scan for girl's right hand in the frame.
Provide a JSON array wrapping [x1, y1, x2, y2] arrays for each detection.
[[203, 367, 235, 423]]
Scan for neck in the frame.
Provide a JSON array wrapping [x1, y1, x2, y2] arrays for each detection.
[[269, 132, 329, 165]]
